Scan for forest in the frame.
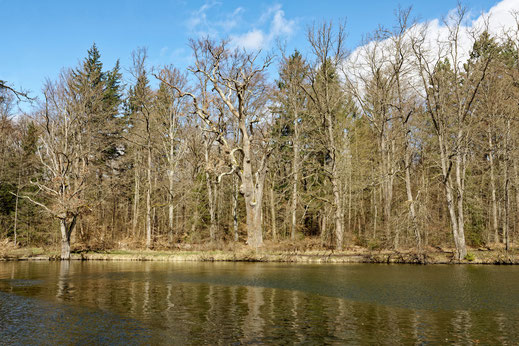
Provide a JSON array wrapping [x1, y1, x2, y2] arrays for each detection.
[[1, 8, 518, 260]]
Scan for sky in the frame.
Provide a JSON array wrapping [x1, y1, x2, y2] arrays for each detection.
[[1, 0, 516, 108]]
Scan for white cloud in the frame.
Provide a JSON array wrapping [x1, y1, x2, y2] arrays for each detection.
[[473, 0, 519, 34], [270, 7, 295, 38], [231, 5, 296, 50], [417, 0, 519, 70], [346, 0, 519, 95], [231, 30, 265, 50]]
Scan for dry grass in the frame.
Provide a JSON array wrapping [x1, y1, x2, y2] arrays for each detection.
[[2, 236, 519, 264], [0, 239, 18, 257], [0, 239, 50, 259]]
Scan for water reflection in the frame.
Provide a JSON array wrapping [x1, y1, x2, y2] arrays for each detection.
[[57, 260, 73, 302], [0, 262, 518, 344]]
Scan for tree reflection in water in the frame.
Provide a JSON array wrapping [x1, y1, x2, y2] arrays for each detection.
[[0, 261, 518, 344]]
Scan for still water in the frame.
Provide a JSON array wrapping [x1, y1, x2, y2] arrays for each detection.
[[0, 261, 518, 344]]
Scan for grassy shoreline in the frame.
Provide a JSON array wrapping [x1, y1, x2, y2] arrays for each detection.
[[1, 246, 518, 264]]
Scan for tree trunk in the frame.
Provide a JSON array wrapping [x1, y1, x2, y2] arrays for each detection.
[[380, 134, 394, 238], [168, 170, 174, 242], [167, 118, 177, 242], [233, 175, 239, 242], [60, 216, 77, 260], [514, 161, 519, 243], [290, 165, 298, 240], [331, 175, 344, 250], [372, 184, 377, 239], [439, 133, 467, 260], [206, 176, 217, 242], [132, 151, 140, 238], [270, 182, 277, 241], [320, 209, 328, 246], [454, 134, 468, 260], [404, 150, 420, 248], [290, 109, 300, 240], [504, 163, 510, 251], [348, 167, 352, 232], [243, 182, 264, 248], [504, 119, 511, 251], [13, 173, 20, 245], [204, 140, 217, 242], [60, 219, 70, 260], [146, 145, 152, 249], [325, 110, 344, 250], [240, 123, 266, 247], [488, 130, 499, 243], [111, 197, 116, 243]]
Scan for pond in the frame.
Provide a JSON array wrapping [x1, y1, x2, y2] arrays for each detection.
[[0, 261, 518, 344]]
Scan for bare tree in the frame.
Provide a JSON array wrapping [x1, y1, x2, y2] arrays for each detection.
[[159, 39, 273, 247], [411, 7, 492, 259], [304, 22, 349, 249], [127, 48, 155, 248], [0, 80, 32, 101], [345, 8, 421, 249], [275, 51, 308, 240], [155, 67, 188, 241], [25, 73, 88, 259]]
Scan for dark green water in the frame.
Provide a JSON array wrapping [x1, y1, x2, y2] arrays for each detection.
[[0, 262, 518, 344]]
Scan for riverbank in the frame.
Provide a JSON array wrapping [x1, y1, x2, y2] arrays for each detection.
[[1, 243, 518, 264]]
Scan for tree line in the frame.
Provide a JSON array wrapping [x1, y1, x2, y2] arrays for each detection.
[[1, 8, 518, 259]]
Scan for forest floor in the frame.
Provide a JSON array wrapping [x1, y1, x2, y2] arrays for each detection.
[[1, 239, 518, 264]]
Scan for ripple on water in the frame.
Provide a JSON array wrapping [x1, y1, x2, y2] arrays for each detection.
[[0, 291, 155, 345]]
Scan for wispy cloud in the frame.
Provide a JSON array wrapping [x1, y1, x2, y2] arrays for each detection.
[[186, 1, 244, 37], [185, 2, 296, 51], [159, 46, 169, 57]]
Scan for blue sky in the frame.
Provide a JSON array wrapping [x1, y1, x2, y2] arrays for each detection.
[[0, 0, 504, 104]]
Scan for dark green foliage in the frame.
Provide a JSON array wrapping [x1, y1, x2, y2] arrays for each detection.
[[0, 183, 16, 215]]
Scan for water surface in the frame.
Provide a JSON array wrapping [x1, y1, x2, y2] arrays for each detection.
[[0, 261, 517, 344]]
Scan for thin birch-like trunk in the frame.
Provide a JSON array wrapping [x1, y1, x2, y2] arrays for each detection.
[[488, 130, 499, 243], [290, 108, 300, 240], [270, 182, 277, 241], [233, 175, 239, 242], [132, 151, 140, 238], [146, 144, 152, 249]]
